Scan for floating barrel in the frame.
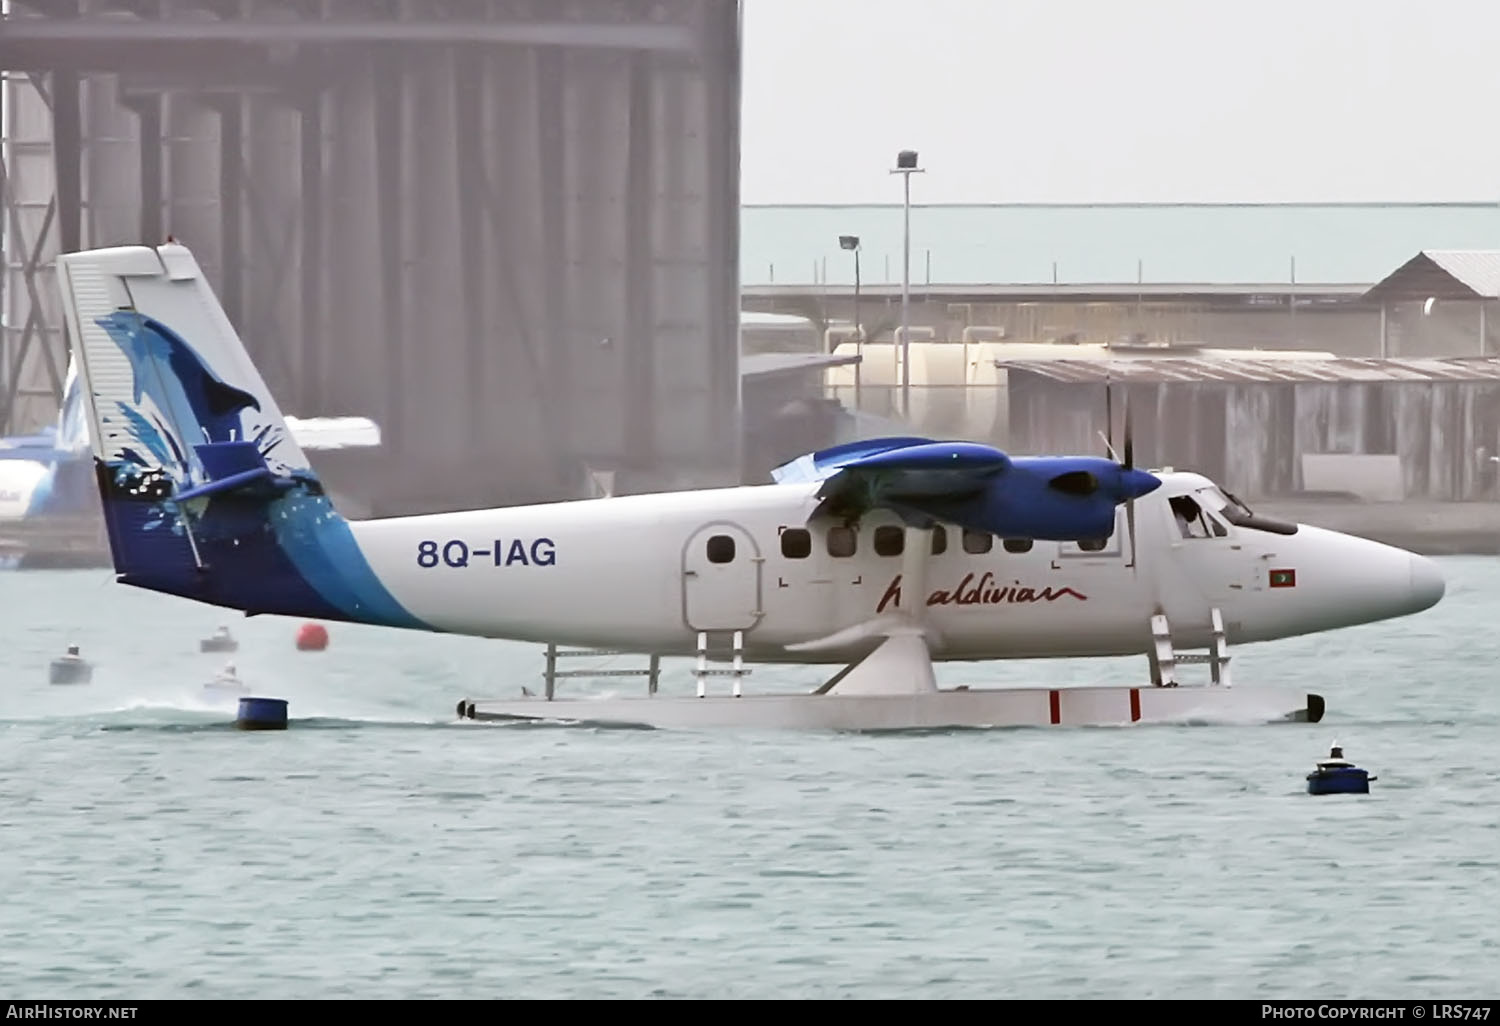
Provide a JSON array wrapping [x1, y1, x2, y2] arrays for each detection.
[[49, 658, 92, 685], [1307, 766, 1375, 795], [296, 622, 329, 651], [236, 697, 289, 731]]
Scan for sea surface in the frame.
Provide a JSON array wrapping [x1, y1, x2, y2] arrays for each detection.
[[1, 561, 1497, 1000]]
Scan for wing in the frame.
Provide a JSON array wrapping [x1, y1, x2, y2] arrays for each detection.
[[770, 435, 939, 485], [774, 438, 1012, 528], [773, 438, 1162, 541]]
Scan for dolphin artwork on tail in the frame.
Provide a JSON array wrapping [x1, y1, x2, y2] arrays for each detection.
[[55, 242, 419, 627], [91, 310, 287, 486]]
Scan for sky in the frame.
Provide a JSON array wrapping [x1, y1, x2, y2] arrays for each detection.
[[739, 0, 1500, 205]]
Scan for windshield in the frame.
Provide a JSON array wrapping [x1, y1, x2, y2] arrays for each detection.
[[1196, 485, 1298, 536], [1195, 485, 1250, 517]]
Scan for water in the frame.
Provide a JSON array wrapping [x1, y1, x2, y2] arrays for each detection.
[[2, 561, 1497, 999]]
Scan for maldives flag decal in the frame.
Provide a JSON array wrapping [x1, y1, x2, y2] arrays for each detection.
[[1269, 568, 1296, 588]]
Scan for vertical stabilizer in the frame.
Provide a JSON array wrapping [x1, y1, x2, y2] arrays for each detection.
[[57, 243, 315, 483], [54, 242, 428, 628]]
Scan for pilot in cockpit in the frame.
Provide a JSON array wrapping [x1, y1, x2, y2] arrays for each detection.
[[1170, 495, 1200, 537]]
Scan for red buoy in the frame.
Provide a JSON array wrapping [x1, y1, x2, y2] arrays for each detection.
[[296, 622, 329, 651]]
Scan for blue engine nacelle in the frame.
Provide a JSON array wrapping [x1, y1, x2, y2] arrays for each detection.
[[783, 439, 1161, 544], [976, 457, 1160, 540]]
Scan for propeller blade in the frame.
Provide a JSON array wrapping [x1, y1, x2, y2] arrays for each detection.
[[1122, 389, 1134, 471], [1126, 494, 1138, 572], [1097, 430, 1118, 461], [1104, 377, 1114, 460]]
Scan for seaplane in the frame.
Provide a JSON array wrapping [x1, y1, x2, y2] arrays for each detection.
[[53, 241, 1447, 731]]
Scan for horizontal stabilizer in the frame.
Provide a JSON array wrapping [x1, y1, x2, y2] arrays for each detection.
[[285, 416, 381, 450], [171, 441, 296, 503], [3, 413, 380, 461]]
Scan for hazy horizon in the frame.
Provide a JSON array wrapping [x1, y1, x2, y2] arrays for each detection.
[[741, 0, 1500, 206]]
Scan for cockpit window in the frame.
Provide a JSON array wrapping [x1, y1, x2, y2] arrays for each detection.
[[1170, 495, 1225, 539], [1197, 486, 1299, 536]]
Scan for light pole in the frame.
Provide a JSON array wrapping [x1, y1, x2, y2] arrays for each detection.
[[838, 234, 862, 342], [890, 149, 924, 420], [839, 234, 862, 409]]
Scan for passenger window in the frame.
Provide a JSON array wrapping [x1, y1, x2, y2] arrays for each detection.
[[707, 534, 735, 564], [874, 525, 904, 557], [827, 526, 857, 558], [931, 526, 947, 555], [962, 529, 993, 554], [780, 528, 811, 559], [1078, 537, 1107, 552], [1002, 538, 1032, 553]]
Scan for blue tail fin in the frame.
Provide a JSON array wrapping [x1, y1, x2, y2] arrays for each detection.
[[56, 242, 429, 629]]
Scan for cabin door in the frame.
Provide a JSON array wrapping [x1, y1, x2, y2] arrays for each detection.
[[1163, 498, 1258, 624], [681, 522, 764, 633]]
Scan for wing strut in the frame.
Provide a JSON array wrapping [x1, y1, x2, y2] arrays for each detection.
[[793, 523, 944, 697]]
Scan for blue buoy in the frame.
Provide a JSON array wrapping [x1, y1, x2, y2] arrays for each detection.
[[236, 696, 289, 731], [1306, 742, 1376, 795]]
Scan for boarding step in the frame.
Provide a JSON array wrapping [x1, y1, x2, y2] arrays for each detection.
[[693, 630, 752, 699], [1147, 608, 1232, 688]]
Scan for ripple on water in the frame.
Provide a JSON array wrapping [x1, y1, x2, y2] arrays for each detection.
[[1, 561, 1498, 997]]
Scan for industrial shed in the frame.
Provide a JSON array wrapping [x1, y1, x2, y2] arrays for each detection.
[[1362, 250, 1500, 357], [1002, 357, 1500, 502]]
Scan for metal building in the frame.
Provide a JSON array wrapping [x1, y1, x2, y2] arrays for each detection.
[[1002, 356, 1500, 502], [739, 203, 1500, 359], [1, 0, 742, 515]]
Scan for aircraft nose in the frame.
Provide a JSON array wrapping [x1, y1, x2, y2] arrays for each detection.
[[1408, 553, 1446, 613]]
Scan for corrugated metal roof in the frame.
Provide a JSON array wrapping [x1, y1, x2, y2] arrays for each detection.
[[742, 203, 1500, 288], [997, 356, 1500, 385], [1424, 251, 1500, 297], [1362, 250, 1500, 303]]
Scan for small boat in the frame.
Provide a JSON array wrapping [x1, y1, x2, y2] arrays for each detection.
[[1307, 743, 1376, 795], [49, 644, 93, 685], [203, 662, 249, 697], [200, 625, 238, 653]]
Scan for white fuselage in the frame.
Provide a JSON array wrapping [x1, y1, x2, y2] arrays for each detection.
[[348, 470, 1445, 664]]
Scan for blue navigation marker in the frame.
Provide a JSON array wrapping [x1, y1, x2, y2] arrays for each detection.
[[236, 697, 289, 731]]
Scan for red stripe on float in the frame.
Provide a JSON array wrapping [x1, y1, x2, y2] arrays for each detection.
[[1130, 688, 1141, 722], [1049, 690, 1061, 725]]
